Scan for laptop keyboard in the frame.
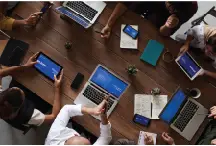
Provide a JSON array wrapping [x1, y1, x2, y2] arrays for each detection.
[[83, 85, 114, 110], [66, 1, 98, 21], [173, 100, 199, 132]]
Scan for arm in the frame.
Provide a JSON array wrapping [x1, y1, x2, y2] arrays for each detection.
[[178, 35, 194, 56], [44, 70, 63, 123], [204, 70, 216, 80]]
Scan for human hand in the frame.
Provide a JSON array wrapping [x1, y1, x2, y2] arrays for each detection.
[[24, 52, 39, 67], [161, 132, 174, 145], [211, 139, 216, 145], [24, 12, 42, 26], [54, 69, 64, 89], [101, 24, 111, 39], [209, 106, 216, 119], [198, 69, 206, 76], [90, 98, 108, 116], [178, 44, 189, 56], [165, 15, 179, 29], [144, 133, 154, 145]]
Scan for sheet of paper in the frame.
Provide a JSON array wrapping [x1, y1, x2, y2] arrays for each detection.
[[134, 94, 151, 119], [151, 95, 168, 119], [120, 24, 138, 49], [138, 131, 157, 145]]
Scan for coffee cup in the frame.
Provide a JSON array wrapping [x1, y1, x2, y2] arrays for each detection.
[[190, 88, 201, 99]]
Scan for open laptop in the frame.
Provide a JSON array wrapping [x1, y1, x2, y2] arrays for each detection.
[[74, 65, 129, 119], [175, 52, 203, 81], [159, 88, 208, 141], [60, 1, 106, 28]]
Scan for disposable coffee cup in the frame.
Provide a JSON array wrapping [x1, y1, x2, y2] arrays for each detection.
[[190, 88, 201, 99]]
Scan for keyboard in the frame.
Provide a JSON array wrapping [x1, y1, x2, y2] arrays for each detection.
[[173, 100, 199, 132], [56, 6, 90, 28], [66, 1, 98, 21], [83, 85, 114, 110]]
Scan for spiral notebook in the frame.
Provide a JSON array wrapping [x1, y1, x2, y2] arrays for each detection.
[[138, 131, 157, 145]]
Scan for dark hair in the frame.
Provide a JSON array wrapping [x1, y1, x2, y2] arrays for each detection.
[[169, 2, 193, 12], [0, 88, 24, 119], [206, 34, 216, 53]]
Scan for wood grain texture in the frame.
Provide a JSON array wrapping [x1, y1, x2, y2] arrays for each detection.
[[6, 1, 216, 144]]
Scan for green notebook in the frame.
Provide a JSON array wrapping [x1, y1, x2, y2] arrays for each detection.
[[140, 40, 164, 66]]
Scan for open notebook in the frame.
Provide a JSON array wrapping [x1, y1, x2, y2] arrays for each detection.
[[138, 131, 157, 145], [134, 94, 167, 119]]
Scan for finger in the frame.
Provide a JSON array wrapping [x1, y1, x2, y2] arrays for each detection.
[[208, 113, 215, 118], [210, 106, 216, 111], [54, 75, 57, 81], [59, 69, 64, 80], [32, 12, 43, 16], [32, 61, 37, 65]]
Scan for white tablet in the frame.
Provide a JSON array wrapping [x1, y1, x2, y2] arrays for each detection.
[[175, 52, 203, 81]]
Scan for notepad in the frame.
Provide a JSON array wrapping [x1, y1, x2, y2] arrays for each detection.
[[140, 40, 164, 66], [134, 94, 167, 119], [138, 131, 157, 145]]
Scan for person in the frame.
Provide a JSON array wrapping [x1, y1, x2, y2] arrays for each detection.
[[0, 52, 64, 129], [0, 2, 42, 31], [101, 2, 197, 38], [177, 24, 216, 80], [45, 98, 112, 145], [114, 132, 174, 145]]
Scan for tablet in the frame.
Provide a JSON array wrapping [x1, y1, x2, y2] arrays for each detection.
[[34, 52, 63, 81], [175, 52, 203, 81]]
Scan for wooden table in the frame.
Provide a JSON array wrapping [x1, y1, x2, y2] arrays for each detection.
[[2, 2, 216, 144]]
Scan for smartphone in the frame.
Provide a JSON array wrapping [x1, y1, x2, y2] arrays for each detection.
[[133, 114, 151, 127], [123, 25, 139, 39], [71, 73, 84, 89], [40, 2, 52, 14]]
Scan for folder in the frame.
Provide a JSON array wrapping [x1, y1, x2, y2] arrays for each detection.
[[140, 40, 164, 66]]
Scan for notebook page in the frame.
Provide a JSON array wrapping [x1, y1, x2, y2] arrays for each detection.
[[134, 94, 151, 118], [138, 131, 157, 145], [151, 95, 168, 119]]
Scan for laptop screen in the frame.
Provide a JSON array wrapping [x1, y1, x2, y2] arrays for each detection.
[[159, 89, 187, 124], [177, 53, 201, 78], [90, 66, 129, 98]]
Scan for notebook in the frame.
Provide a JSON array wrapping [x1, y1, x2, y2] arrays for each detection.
[[138, 131, 157, 145], [140, 40, 164, 66], [120, 24, 138, 49], [134, 94, 167, 119]]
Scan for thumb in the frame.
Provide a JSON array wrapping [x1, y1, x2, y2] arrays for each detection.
[[54, 75, 57, 81]]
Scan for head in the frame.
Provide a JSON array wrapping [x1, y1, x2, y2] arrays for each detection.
[[166, 2, 193, 14], [205, 34, 216, 56], [0, 87, 25, 120], [65, 136, 91, 145]]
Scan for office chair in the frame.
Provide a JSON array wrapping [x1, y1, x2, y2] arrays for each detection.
[[191, 6, 216, 28]]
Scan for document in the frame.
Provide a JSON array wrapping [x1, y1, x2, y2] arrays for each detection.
[[138, 131, 157, 145], [120, 24, 138, 49], [134, 94, 168, 119]]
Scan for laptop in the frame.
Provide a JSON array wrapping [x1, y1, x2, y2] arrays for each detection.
[[159, 88, 208, 141], [175, 52, 203, 81], [61, 1, 106, 28], [74, 65, 129, 119]]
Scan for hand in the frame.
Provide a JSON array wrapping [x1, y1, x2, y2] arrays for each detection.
[[178, 44, 189, 56], [165, 15, 179, 29], [101, 24, 111, 39], [209, 106, 216, 119], [24, 12, 42, 26], [54, 69, 64, 89], [144, 133, 154, 145], [24, 52, 39, 67], [161, 132, 174, 145], [211, 139, 216, 145], [90, 99, 108, 116], [199, 69, 206, 76]]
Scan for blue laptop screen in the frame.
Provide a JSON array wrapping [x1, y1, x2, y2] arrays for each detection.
[[177, 53, 201, 78], [90, 66, 129, 98], [160, 89, 186, 124]]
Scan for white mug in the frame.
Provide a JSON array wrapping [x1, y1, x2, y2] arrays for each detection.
[[190, 88, 201, 99]]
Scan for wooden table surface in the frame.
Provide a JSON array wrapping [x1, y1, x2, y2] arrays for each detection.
[[2, 2, 216, 144]]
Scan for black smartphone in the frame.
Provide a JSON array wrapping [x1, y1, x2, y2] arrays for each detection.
[[40, 2, 52, 14], [133, 114, 151, 127], [123, 24, 139, 39], [71, 73, 84, 89]]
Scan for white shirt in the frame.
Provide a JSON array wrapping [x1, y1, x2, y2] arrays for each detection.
[[45, 104, 112, 145]]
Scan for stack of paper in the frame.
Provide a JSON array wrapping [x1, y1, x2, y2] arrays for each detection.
[[138, 131, 157, 145], [134, 94, 168, 119]]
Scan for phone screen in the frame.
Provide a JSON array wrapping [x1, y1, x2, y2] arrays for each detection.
[[123, 25, 138, 39], [40, 3, 51, 13], [133, 114, 150, 126]]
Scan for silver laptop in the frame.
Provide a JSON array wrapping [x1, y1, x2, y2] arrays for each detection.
[[62, 1, 106, 28], [159, 88, 208, 141], [74, 65, 129, 119]]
